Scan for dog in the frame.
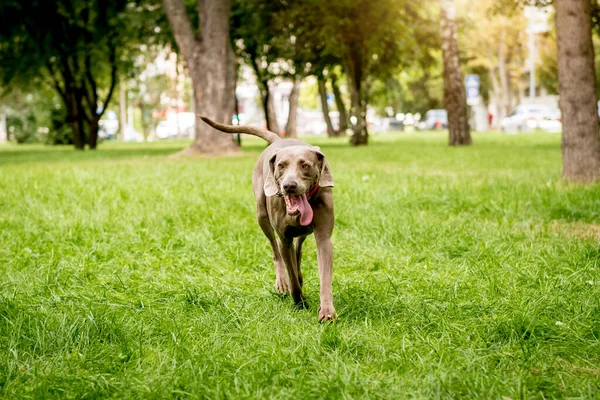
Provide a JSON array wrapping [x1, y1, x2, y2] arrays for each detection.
[[199, 117, 336, 322]]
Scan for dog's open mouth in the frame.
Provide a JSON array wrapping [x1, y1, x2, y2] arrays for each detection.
[[283, 193, 314, 226]]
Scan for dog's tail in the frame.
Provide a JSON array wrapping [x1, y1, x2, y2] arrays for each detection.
[[199, 116, 280, 144]]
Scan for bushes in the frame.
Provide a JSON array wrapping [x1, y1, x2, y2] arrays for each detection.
[[3, 89, 72, 145]]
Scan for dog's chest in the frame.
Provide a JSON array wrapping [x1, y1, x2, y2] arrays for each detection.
[[266, 197, 314, 238]]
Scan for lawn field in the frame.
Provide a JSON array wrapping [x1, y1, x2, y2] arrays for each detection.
[[1, 131, 599, 399]]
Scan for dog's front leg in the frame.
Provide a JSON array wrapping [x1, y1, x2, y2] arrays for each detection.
[[278, 237, 305, 307], [313, 194, 336, 322]]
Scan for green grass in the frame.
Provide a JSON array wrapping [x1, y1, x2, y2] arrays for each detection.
[[1, 131, 599, 399]]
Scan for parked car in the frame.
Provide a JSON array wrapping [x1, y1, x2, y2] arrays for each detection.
[[500, 104, 561, 133], [417, 109, 448, 130]]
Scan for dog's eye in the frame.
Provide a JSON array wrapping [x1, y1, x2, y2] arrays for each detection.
[[278, 164, 285, 170], [302, 164, 310, 169]]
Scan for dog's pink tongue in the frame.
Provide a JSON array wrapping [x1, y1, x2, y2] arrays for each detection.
[[298, 194, 313, 226]]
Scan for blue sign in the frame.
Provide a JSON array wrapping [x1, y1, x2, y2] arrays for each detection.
[[465, 74, 480, 105], [326, 93, 334, 108], [465, 75, 480, 88]]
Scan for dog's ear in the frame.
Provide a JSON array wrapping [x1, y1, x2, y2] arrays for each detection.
[[312, 147, 334, 187], [263, 151, 279, 196]]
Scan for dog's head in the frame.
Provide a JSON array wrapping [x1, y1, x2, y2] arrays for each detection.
[[263, 146, 334, 198]]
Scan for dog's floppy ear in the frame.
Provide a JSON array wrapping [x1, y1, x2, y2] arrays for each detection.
[[263, 151, 279, 196], [312, 146, 334, 187]]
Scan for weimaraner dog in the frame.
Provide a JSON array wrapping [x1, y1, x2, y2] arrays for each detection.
[[200, 117, 336, 322]]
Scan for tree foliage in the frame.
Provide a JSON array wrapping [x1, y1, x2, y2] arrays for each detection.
[[289, 0, 428, 145], [231, 0, 290, 132], [0, 0, 163, 149]]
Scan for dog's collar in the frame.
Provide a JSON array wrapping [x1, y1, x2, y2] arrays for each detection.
[[306, 183, 320, 199], [276, 184, 320, 199]]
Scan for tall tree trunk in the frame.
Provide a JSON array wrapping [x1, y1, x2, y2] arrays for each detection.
[[330, 72, 348, 134], [69, 91, 85, 150], [163, 0, 239, 155], [318, 77, 337, 137], [264, 84, 280, 134], [224, 41, 237, 127], [488, 62, 501, 128], [439, 0, 471, 146], [497, 26, 512, 121], [66, 100, 84, 150], [89, 117, 100, 149], [226, 42, 241, 145], [119, 78, 127, 141], [285, 76, 301, 138], [555, 0, 600, 181], [346, 69, 368, 146], [0, 109, 6, 143], [248, 55, 279, 134]]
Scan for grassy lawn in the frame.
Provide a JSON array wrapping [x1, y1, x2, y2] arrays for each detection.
[[1, 131, 599, 399]]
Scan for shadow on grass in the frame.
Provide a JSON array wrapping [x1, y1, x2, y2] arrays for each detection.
[[0, 145, 189, 166], [0, 137, 357, 166]]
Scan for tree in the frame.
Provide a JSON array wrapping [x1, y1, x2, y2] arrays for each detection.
[[330, 72, 349, 134], [555, 0, 600, 181], [285, 76, 301, 138], [318, 77, 337, 137], [489, 0, 600, 181], [276, 4, 345, 138], [162, 0, 239, 155], [297, 0, 421, 145], [368, 3, 442, 117], [461, 0, 528, 124], [231, 0, 288, 134], [0, 0, 156, 150], [439, 0, 471, 146], [1, 87, 69, 144]]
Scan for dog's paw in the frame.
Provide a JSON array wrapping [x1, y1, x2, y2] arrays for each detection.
[[275, 276, 290, 294], [318, 305, 337, 323]]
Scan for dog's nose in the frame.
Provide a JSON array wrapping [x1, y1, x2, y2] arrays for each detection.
[[283, 181, 297, 193]]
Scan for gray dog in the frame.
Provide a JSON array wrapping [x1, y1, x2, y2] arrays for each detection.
[[200, 117, 336, 322]]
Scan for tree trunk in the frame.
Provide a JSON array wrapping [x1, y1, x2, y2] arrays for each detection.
[[248, 55, 279, 134], [89, 117, 100, 150], [68, 92, 85, 150], [0, 110, 7, 143], [497, 26, 512, 121], [318, 77, 337, 137], [262, 82, 280, 134], [439, 0, 471, 146], [225, 41, 237, 127], [489, 63, 501, 128], [346, 70, 368, 146], [119, 78, 127, 141], [163, 0, 239, 155], [285, 76, 300, 138], [555, 0, 600, 181], [226, 41, 241, 145], [330, 72, 348, 134]]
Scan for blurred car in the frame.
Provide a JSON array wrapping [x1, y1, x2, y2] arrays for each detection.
[[98, 110, 119, 140], [155, 112, 195, 139], [372, 117, 404, 133], [155, 120, 177, 139], [417, 109, 448, 130], [500, 104, 561, 133]]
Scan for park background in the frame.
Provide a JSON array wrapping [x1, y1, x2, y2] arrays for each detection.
[[1, 0, 600, 398]]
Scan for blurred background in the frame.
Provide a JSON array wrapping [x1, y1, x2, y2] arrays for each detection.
[[0, 0, 595, 149]]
